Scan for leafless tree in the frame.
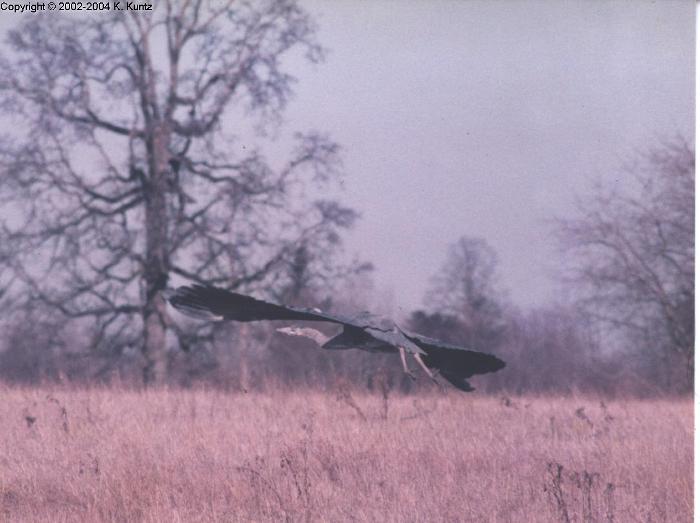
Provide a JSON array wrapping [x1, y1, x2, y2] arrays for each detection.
[[491, 306, 600, 394], [556, 138, 694, 389], [423, 237, 508, 351], [0, 2, 365, 384]]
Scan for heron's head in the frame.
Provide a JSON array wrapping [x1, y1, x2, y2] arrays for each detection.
[[276, 326, 306, 337], [276, 326, 328, 346]]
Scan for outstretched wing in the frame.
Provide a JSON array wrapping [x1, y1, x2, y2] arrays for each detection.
[[166, 284, 355, 326], [403, 330, 506, 390]]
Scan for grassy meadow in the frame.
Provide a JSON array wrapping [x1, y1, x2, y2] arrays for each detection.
[[0, 385, 692, 522]]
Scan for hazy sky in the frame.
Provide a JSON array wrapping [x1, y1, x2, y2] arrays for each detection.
[[281, 0, 694, 311]]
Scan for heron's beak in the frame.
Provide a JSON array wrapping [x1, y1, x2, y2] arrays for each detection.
[[276, 327, 294, 336]]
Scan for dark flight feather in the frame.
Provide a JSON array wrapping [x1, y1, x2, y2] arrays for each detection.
[[404, 330, 505, 390], [166, 284, 353, 325], [404, 330, 506, 375]]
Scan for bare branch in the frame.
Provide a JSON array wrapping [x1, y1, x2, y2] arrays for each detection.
[[555, 139, 694, 384]]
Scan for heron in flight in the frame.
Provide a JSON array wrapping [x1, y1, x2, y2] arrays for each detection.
[[166, 284, 505, 391]]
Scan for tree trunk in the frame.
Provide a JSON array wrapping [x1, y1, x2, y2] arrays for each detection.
[[142, 126, 171, 385]]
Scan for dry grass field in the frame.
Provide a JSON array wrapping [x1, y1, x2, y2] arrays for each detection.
[[0, 385, 692, 522]]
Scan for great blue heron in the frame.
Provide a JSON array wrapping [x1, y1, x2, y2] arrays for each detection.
[[166, 284, 506, 391]]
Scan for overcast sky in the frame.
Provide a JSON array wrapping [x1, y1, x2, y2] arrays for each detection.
[[280, 0, 694, 312]]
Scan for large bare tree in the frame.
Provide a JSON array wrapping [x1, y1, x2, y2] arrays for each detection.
[[0, 2, 363, 384], [557, 139, 694, 388]]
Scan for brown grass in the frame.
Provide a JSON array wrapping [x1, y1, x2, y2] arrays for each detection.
[[0, 385, 692, 522]]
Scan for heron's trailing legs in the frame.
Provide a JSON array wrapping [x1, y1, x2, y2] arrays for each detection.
[[398, 346, 416, 380], [399, 347, 436, 382], [413, 353, 439, 383]]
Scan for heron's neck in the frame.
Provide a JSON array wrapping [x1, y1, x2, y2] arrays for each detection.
[[299, 328, 329, 346]]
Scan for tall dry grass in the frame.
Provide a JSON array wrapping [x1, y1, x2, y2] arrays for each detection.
[[0, 385, 692, 522]]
